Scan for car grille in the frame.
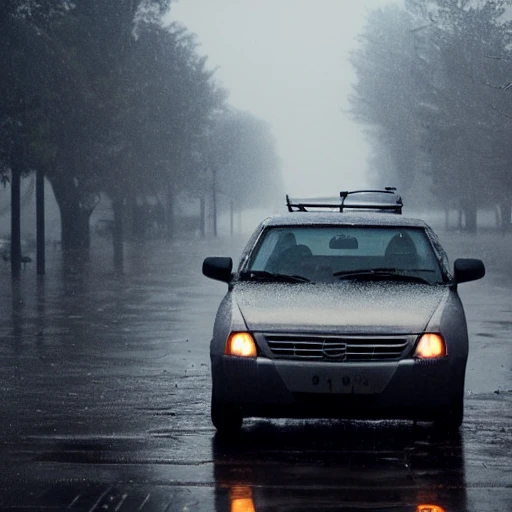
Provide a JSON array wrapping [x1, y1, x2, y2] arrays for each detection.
[[264, 334, 410, 362]]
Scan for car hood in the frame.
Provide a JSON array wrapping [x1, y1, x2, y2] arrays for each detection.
[[233, 281, 449, 334]]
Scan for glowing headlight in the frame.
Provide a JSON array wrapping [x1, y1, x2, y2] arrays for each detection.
[[416, 505, 446, 512], [414, 333, 447, 359], [225, 332, 257, 358]]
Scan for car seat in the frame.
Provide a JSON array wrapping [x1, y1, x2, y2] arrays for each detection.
[[275, 244, 313, 276], [384, 232, 419, 269]]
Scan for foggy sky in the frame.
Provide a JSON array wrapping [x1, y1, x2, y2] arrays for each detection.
[[167, 0, 398, 199]]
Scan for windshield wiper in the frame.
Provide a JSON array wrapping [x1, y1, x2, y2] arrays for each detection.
[[333, 267, 430, 284], [333, 267, 397, 277], [240, 270, 311, 283]]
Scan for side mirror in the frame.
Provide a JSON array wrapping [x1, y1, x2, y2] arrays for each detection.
[[454, 258, 485, 284], [202, 257, 233, 283]]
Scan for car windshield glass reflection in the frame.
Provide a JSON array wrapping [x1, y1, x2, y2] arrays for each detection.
[[247, 226, 445, 284]]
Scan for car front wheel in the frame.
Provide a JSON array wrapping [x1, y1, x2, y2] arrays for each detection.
[[434, 392, 464, 430], [211, 396, 243, 434]]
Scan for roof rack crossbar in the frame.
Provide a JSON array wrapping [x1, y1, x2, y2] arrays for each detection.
[[286, 188, 403, 214], [340, 189, 402, 214]]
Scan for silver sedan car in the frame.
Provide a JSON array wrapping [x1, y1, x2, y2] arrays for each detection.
[[202, 191, 485, 433]]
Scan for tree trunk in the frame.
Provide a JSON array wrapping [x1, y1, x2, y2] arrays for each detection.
[[499, 198, 511, 235], [166, 183, 175, 239], [460, 197, 477, 234], [48, 175, 92, 251], [230, 199, 234, 236], [36, 169, 45, 275], [465, 206, 477, 234], [60, 202, 91, 250], [112, 196, 124, 270], [212, 167, 217, 237], [200, 196, 205, 238], [10, 167, 21, 277]]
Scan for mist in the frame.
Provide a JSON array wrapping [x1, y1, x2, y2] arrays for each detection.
[[1, 0, 511, 262], [168, 0, 399, 198]]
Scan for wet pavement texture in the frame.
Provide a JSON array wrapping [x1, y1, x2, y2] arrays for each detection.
[[0, 229, 511, 511]]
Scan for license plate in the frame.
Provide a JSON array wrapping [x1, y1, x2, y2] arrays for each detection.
[[275, 364, 395, 394], [310, 373, 372, 394]]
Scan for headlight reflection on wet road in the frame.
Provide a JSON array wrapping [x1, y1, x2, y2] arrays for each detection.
[[229, 485, 256, 512]]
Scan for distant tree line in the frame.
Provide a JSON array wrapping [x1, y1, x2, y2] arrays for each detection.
[[0, 0, 282, 252], [350, 0, 512, 232]]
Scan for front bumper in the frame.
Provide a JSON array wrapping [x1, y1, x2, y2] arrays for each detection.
[[211, 355, 465, 421]]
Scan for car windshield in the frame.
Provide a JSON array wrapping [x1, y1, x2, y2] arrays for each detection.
[[245, 226, 445, 284]]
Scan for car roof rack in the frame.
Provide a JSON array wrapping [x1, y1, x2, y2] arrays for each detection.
[[286, 187, 403, 214]]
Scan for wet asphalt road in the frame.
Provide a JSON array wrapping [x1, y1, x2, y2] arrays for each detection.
[[0, 228, 510, 511]]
